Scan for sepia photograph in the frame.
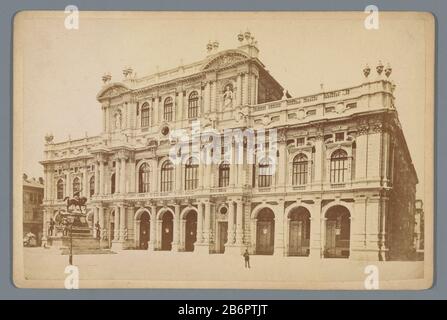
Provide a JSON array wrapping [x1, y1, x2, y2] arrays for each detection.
[[12, 11, 434, 289]]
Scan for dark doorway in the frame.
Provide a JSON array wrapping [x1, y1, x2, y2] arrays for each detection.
[[288, 207, 311, 256], [324, 205, 351, 258], [256, 208, 275, 255], [161, 212, 173, 251], [139, 212, 150, 250], [184, 211, 197, 252]]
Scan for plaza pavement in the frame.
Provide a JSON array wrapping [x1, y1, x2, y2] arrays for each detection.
[[21, 247, 425, 289]]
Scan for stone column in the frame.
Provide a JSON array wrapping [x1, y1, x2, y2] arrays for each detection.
[[177, 90, 183, 121], [92, 207, 98, 233], [98, 160, 104, 195], [82, 167, 88, 198], [204, 82, 211, 114], [154, 97, 159, 125], [94, 162, 99, 195], [120, 157, 126, 194], [250, 74, 256, 105], [235, 200, 244, 245], [113, 206, 120, 241], [148, 205, 157, 250], [156, 219, 163, 249], [180, 220, 187, 250], [102, 106, 106, 132], [196, 202, 203, 244], [99, 206, 105, 229], [66, 173, 71, 198], [313, 134, 324, 189], [277, 140, 287, 189], [309, 200, 322, 259], [175, 163, 182, 192], [237, 144, 244, 187], [236, 74, 242, 106], [254, 75, 258, 105], [172, 204, 180, 251], [203, 202, 211, 243], [43, 170, 48, 200], [115, 160, 120, 194], [226, 201, 235, 245], [229, 143, 235, 187], [119, 205, 126, 239], [243, 73, 249, 105], [210, 81, 216, 113], [129, 158, 136, 193], [250, 218, 257, 254], [273, 201, 285, 256], [284, 218, 290, 256]]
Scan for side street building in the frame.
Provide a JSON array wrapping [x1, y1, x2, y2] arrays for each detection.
[[40, 31, 418, 260], [23, 174, 44, 245]]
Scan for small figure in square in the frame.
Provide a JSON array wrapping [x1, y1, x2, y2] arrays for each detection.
[[243, 248, 250, 269], [48, 218, 55, 236], [95, 221, 101, 239]]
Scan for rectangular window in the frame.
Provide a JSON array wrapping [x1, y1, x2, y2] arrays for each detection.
[[297, 137, 305, 146], [335, 132, 345, 142], [258, 162, 272, 188]]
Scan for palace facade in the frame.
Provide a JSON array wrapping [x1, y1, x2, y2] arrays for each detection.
[[41, 32, 418, 260]]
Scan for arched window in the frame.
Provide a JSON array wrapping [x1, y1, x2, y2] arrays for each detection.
[[139, 162, 151, 193], [111, 173, 116, 194], [161, 160, 174, 192], [89, 176, 95, 197], [292, 154, 308, 185], [258, 158, 273, 188], [184, 157, 199, 190], [163, 97, 173, 121], [56, 179, 64, 200], [188, 91, 199, 119], [72, 177, 81, 196], [218, 162, 230, 187], [330, 149, 348, 183], [141, 103, 150, 127]]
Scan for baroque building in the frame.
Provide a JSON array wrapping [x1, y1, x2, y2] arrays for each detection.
[[23, 174, 44, 245], [41, 31, 418, 261]]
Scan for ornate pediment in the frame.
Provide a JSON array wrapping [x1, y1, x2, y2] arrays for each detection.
[[201, 50, 250, 71], [96, 83, 129, 101]]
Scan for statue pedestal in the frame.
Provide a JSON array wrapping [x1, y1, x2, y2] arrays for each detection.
[[49, 210, 101, 253]]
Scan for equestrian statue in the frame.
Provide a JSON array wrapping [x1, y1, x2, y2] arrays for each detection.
[[63, 190, 87, 213]]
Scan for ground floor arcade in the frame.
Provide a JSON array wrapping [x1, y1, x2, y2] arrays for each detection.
[[44, 193, 400, 261]]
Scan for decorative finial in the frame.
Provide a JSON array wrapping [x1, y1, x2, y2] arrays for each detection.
[[363, 64, 371, 78], [376, 60, 384, 75], [282, 89, 288, 100], [385, 63, 392, 78], [244, 30, 251, 42], [102, 72, 111, 84], [212, 40, 219, 51], [123, 66, 133, 78], [237, 31, 244, 43], [206, 41, 213, 53], [44, 133, 54, 144]]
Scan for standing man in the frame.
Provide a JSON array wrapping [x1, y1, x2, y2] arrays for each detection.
[[48, 218, 55, 236], [95, 221, 101, 239], [243, 249, 250, 269]]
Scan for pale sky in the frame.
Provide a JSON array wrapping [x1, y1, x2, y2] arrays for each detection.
[[16, 12, 431, 198]]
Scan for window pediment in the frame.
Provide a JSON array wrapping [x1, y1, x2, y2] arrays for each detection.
[[201, 50, 250, 71], [96, 83, 129, 101]]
